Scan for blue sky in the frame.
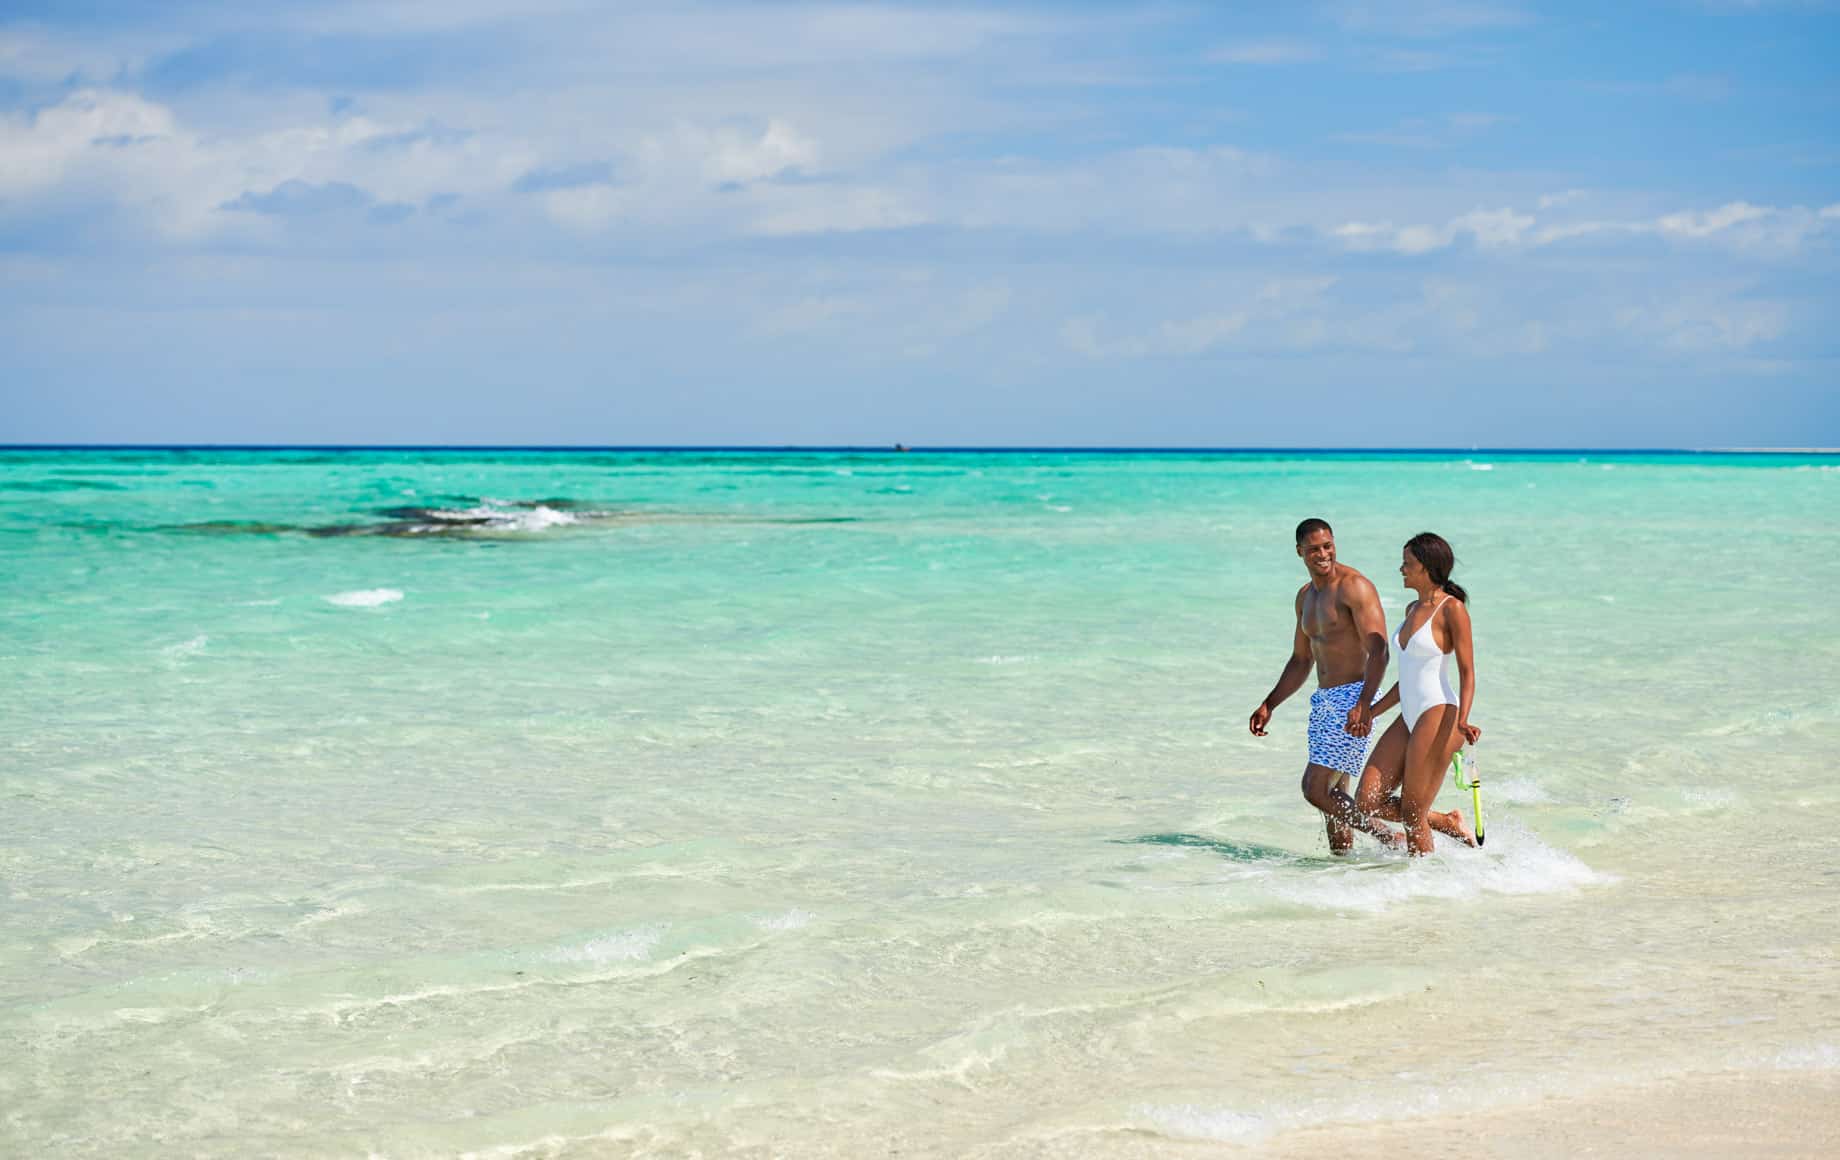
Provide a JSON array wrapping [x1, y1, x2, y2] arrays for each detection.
[[1, 1, 1835, 446]]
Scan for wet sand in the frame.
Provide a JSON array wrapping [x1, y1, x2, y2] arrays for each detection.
[[1255, 1071, 1840, 1159]]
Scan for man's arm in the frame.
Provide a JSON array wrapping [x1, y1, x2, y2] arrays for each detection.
[[1250, 591, 1313, 736], [1342, 576, 1389, 738]]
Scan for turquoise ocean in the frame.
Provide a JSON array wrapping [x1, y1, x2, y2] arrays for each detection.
[[3, 448, 1837, 1156]]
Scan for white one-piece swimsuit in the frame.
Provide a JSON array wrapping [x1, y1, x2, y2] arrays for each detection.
[[1396, 595, 1458, 731]]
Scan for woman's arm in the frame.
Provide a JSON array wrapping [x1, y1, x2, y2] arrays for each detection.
[[1370, 683, 1401, 716], [1448, 600, 1480, 743]]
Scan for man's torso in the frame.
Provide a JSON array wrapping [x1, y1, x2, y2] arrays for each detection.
[[1300, 567, 1372, 687]]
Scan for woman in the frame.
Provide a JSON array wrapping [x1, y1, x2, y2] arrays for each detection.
[[1356, 532, 1480, 856]]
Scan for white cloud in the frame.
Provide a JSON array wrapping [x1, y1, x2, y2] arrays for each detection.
[[697, 119, 819, 185], [0, 89, 176, 200], [1331, 206, 1531, 253], [0, 88, 532, 236], [1390, 224, 1449, 253], [1455, 206, 1535, 245], [540, 184, 623, 230], [1334, 199, 1835, 257], [0, 26, 181, 88], [1655, 201, 1770, 238], [11, 82, 1834, 268], [1647, 201, 1830, 255], [1062, 277, 1346, 359], [750, 185, 927, 236], [1531, 219, 1625, 245], [1616, 295, 1789, 352], [0, 11, 1830, 278]]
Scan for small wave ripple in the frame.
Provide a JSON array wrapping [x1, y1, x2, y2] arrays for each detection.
[[324, 588, 403, 608]]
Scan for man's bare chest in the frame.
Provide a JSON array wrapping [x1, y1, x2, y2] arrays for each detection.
[[1300, 590, 1349, 639]]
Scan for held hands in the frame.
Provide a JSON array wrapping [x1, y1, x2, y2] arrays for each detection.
[[1248, 703, 1272, 737], [1344, 700, 1374, 738], [1458, 719, 1482, 745]]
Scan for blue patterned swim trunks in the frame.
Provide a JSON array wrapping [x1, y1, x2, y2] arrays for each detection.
[[1307, 680, 1370, 776]]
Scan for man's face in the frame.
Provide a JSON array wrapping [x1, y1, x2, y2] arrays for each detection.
[[1297, 529, 1335, 577]]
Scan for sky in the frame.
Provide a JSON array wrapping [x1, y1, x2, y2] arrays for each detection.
[[1, 0, 1836, 447]]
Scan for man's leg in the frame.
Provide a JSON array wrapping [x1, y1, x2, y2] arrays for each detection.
[[1302, 764, 1400, 851], [1326, 772, 1353, 854]]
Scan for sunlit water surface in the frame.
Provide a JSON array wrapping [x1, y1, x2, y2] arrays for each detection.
[[3, 449, 1836, 1156]]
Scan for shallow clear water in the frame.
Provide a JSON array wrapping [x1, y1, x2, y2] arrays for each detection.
[[3, 448, 1837, 1156]]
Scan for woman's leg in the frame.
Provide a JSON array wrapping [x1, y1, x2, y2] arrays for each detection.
[[1400, 705, 1465, 856], [1355, 719, 1409, 828]]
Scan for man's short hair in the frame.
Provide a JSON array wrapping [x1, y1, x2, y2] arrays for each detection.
[[1295, 518, 1333, 543]]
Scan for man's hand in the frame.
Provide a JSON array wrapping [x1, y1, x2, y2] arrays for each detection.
[[1248, 703, 1272, 737], [1345, 700, 1373, 738]]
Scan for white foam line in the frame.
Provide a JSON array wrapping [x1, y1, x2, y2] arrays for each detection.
[[1759, 1042, 1840, 1071], [413, 865, 728, 894], [1262, 824, 1612, 914], [324, 588, 403, 608], [293, 901, 368, 928], [420, 877, 634, 895], [457, 1122, 655, 1160], [548, 926, 662, 964], [312, 940, 754, 1022], [161, 634, 209, 658], [754, 908, 814, 931]]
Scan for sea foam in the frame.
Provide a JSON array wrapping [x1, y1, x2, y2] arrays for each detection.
[[1264, 824, 1610, 914], [548, 926, 663, 964], [161, 634, 209, 660], [430, 502, 578, 533], [324, 588, 404, 608]]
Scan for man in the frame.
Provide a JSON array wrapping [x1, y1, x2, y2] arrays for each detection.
[[1248, 518, 1401, 852]]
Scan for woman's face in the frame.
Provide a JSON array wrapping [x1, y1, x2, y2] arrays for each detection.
[[1400, 546, 1428, 588]]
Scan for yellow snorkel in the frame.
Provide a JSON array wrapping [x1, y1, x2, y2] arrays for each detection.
[[1451, 746, 1485, 846]]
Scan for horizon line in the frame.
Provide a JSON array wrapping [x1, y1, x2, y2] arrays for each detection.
[[2, 443, 1837, 455]]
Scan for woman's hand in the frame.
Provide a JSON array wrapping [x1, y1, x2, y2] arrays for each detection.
[[1345, 699, 1374, 738], [1458, 720, 1482, 745]]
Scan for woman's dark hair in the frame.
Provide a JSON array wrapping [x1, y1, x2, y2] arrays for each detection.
[[1405, 532, 1468, 603]]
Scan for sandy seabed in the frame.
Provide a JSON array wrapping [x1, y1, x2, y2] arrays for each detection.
[[971, 1073, 1840, 1159], [1254, 1072, 1840, 1159]]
